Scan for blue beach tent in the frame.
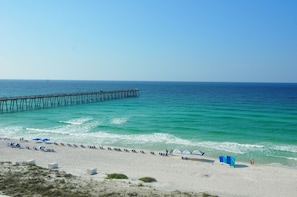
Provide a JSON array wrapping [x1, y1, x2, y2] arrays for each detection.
[[230, 156, 236, 167], [219, 155, 236, 167], [226, 156, 231, 164]]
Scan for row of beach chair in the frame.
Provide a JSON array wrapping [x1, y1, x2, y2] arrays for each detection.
[[50, 142, 172, 157]]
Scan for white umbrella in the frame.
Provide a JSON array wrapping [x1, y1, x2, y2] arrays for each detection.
[[181, 150, 192, 155], [172, 149, 182, 155], [192, 150, 205, 156]]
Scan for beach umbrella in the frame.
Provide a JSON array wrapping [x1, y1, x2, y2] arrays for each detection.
[[33, 137, 41, 141], [42, 138, 50, 142], [172, 149, 182, 155], [181, 150, 191, 155], [7, 142, 13, 146], [39, 146, 45, 150], [192, 150, 205, 156]]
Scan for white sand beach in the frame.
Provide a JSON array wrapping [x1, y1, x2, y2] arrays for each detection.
[[1, 138, 296, 197]]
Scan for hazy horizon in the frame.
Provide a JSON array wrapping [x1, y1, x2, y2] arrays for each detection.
[[1, 0, 296, 83]]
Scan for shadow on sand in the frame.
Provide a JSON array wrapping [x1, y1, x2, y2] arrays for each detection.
[[234, 164, 249, 168], [181, 157, 215, 164]]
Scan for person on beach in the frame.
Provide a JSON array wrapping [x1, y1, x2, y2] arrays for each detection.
[[250, 159, 254, 165]]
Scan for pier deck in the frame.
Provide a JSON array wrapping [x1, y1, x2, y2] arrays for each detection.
[[0, 89, 139, 113]]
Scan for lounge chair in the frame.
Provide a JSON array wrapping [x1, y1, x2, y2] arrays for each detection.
[[114, 148, 121, 151]]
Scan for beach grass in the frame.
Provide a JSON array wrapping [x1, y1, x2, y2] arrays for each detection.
[[0, 162, 209, 197], [0, 162, 91, 197], [106, 173, 128, 179], [138, 177, 157, 183]]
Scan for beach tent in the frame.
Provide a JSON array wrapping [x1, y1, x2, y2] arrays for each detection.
[[219, 155, 236, 167], [172, 149, 182, 155], [227, 156, 231, 164], [219, 156, 226, 163], [230, 156, 236, 167], [192, 150, 205, 156], [181, 150, 191, 155]]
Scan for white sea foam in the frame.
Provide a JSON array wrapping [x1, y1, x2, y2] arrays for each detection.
[[268, 155, 297, 161], [196, 141, 265, 154], [59, 117, 93, 125], [110, 117, 128, 125], [48, 132, 191, 147], [286, 157, 297, 161], [271, 145, 297, 153], [25, 119, 100, 137], [26, 127, 71, 136], [0, 126, 24, 138]]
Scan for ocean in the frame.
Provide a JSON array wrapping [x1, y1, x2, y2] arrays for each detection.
[[0, 80, 297, 168]]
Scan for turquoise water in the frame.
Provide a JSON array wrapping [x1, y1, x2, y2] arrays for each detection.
[[0, 80, 297, 167]]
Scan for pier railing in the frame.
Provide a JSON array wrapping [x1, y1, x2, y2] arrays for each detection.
[[0, 89, 139, 113]]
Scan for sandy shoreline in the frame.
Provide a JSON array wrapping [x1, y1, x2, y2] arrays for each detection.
[[1, 138, 297, 197]]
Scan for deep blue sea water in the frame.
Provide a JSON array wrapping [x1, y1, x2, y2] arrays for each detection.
[[0, 80, 297, 167]]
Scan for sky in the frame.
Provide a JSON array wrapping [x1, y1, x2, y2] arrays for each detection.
[[0, 0, 296, 82]]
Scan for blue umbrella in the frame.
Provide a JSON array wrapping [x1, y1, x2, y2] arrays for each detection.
[[42, 138, 50, 142], [39, 146, 45, 150], [33, 137, 41, 141]]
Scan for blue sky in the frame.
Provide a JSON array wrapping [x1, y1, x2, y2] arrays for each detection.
[[1, 0, 296, 82]]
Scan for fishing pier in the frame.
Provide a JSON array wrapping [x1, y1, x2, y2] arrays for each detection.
[[0, 89, 139, 113]]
